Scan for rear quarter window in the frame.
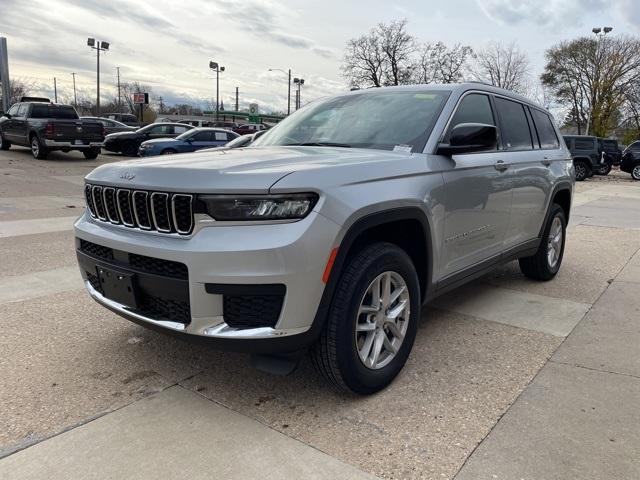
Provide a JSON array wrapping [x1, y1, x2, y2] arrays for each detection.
[[531, 109, 560, 149]]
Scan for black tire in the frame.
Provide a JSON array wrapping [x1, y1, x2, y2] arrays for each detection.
[[311, 242, 420, 394], [83, 148, 100, 160], [161, 149, 177, 155], [122, 142, 138, 156], [519, 204, 566, 281], [0, 133, 10, 150], [574, 161, 589, 181], [30, 134, 48, 159], [596, 163, 611, 175], [632, 165, 640, 181]]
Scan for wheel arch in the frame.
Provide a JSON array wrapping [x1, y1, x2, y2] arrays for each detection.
[[539, 183, 572, 237], [309, 207, 434, 342]]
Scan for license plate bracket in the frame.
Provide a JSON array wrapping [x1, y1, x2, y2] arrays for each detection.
[[74, 139, 84, 145], [96, 265, 138, 308]]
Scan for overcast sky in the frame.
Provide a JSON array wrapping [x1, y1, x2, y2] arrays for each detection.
[[1, 0, 639, 113]]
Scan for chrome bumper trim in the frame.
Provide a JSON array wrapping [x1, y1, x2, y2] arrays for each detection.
[[84, 280, 309, 339], [44, 140, 103, 148]]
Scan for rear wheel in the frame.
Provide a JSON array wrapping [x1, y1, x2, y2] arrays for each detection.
[[596, 163, 611, 175], [519, 204, 566, 281], [574, 161, 589, 181], [83, 148, 100, 160], [161, 149, 176, 155], [632, 165, 640, 181], [311, 242, 420, 394], [0, 134, 10, 150], [31, 135, 48, 159]]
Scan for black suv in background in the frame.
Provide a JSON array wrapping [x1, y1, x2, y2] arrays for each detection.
[[598, 138, 622, 170], [563, 135, 603, 180], [0, 101, 104, 159], [621, 141, 640, 180]]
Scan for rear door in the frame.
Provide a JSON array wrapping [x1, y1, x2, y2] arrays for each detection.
[[188, 130, 214, 151], [13, 104, 29, 145], [439, 92, 513, 279]]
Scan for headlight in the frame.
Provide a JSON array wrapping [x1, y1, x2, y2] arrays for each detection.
[[198, 193, 318, 221]]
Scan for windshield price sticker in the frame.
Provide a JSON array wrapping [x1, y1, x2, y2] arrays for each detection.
[[393, 144, 413, 153]]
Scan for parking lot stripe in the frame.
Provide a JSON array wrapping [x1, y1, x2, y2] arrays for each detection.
[[0, 216, 77, 238], [432, 283, 591, 337], [0, 266, 83, 305]]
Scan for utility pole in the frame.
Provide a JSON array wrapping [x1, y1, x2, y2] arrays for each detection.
[[71, 72, 77, 107], [235, 86, 239, 112], [116, 67, 121, 111], [53, 77, 57, 103], [159, 96, 164, 114], [208, 61, 225, 121], [287, 69, 291, 115]]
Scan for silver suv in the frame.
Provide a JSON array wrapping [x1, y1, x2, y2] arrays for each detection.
[[75, 84, 573, 394]]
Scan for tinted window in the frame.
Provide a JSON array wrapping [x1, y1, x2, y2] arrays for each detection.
[[7, 104, 20, 116], [149, 124, 173, 135], [449, 94, 495, 130], [531, 109, 559, 149], [575, 138, 595, 150], [30, 104, 78, 119], [494, 97, 532, 150], [191, 131, 212, 141], [629, 142, 640, 151], [16, 105, 28, 117], [563, 137, 572, 149]]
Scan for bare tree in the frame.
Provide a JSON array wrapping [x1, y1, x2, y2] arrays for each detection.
[[473, 42, 530, 93], [414, 42, 473, 84], [342, 19, 415, 88], [0, 78, 36, 106]]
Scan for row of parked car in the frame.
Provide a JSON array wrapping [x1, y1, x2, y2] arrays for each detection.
[[564, 135, 640, 181], [0, 98, 267, 159]]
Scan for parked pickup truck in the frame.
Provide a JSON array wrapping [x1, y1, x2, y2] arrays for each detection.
[[0, 101, 104, 159]]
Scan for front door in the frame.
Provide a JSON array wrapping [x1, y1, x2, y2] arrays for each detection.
[[438, 93, 513, 279]]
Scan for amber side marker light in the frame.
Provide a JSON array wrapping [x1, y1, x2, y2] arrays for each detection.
[[322, 247, 339, 283]]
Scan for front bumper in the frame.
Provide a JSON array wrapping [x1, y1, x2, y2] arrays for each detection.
[[74, 210, 339, 351], [44, 139, 103, 149]]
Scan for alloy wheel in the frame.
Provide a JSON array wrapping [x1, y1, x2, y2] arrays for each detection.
[[31, 137, 39, 157], [547, 216, 563, 268], [633, 165, 640, 181], [355, 271, 410, 370]]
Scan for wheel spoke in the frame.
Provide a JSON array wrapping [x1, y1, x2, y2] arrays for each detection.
[[382, 332, 398, 354], [387, 299, 408, 320], [385, 320, 404, 340], [381, 273, 391, 308], [369, 329, 385, 367], [371, 276, 381, 307], [359, 330, 376, 362], [356, 322, 376, 332], [358, 305, 379, 315], [388, 285, 406, 306]]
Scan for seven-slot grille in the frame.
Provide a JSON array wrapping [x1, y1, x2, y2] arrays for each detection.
[[85, 184, 194, 235]]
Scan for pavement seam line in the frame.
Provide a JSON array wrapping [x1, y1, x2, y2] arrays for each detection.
[[176, 382, 356, 471], [548, 359, 640, 381]]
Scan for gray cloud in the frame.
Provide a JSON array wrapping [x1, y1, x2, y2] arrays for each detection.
[[62, 0, 175, 30], [476, 0, 608, 27]]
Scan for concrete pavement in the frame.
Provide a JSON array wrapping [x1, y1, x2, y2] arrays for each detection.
[[1, 147, 640, 479]]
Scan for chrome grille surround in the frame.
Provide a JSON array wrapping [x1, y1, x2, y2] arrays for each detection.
[[84, 183, 194, 236]]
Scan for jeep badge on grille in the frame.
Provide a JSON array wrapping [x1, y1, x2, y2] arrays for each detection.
[[120, 172, 135, 181]]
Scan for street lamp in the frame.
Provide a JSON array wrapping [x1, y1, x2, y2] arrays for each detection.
[[268, 68, 292, 115], [87, 38, 109, 116], [293, 77, 305, 110], [209, 60, 225, 121], [586, 26, 613, 135]]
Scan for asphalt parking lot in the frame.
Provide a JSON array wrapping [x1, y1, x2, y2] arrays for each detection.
[[1, 147, 639, 479]]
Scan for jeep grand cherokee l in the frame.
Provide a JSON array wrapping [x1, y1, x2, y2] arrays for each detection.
[[75, 84, 573, 394]]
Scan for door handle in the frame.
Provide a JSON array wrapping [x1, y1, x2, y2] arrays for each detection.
[[494, 160, 509, 171], [542, 157, 552, 167]]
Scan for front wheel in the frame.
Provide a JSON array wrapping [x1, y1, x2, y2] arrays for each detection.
[[596, 163, 611, 175], [632, 165, 640, 181], [31, 135, 48, 159], [311, 242, 420, 394], [161, 149, 176, 155], [519, 204, 566, 281], [574, 161, 589, 181]]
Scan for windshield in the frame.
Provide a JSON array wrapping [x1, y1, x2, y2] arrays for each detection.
[[225, 134, 251, 148], [254, 89, 449, 152], [176, 129, 196, 140]]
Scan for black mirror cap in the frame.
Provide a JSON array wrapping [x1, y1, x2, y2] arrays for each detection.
[[437, 123, 497, 155]]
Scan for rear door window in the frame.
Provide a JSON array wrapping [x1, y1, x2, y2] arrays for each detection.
[[30, 104, 78, 119], [191, 131, 212, 141], [575, 138, 595, 150], [531, 109, 560, 149], [494, 97, 533, 150]]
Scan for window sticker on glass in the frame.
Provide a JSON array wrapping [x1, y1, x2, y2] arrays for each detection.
[[393, 144, 413, 153]]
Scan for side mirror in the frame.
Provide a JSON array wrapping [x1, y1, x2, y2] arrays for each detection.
[[437, 123, 497, 155], [185, 138, 193, 143]]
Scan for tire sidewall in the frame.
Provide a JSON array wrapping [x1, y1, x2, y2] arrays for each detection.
[[332, 246, 420, 393], [632, 165, 640, 181], [574, 162, 587, 181]]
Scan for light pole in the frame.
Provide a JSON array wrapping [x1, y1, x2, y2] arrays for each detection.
[[209, 61, 225, 121], [268, 68, 292, 115], [87, 38, 109, 116], [293, 77, 305, 110], [586, 27, 613, 135], [71, 72, 77, 107]]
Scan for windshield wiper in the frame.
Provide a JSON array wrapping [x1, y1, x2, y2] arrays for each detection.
[[284, 142, 352, 148]]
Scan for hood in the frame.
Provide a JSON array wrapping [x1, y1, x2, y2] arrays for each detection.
[[85, 146, 412, 194], [105, 130, 138, 140]]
